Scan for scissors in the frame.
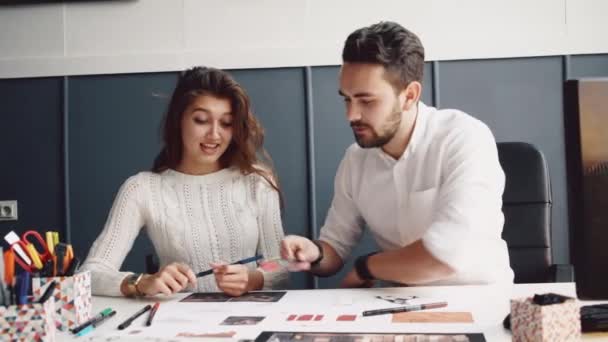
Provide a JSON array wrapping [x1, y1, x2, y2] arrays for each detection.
[[21, 230, 52, 264], [4, 230, 52, 272], [4, 231, 34, 272]]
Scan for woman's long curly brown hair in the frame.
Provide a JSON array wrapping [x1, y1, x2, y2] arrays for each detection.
[[152, 66, 281, 196]]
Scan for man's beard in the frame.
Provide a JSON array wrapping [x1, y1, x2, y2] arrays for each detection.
[[351, 104, 401, 148]]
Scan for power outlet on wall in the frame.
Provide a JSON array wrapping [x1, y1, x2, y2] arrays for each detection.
[[0, 200, 18, 221]]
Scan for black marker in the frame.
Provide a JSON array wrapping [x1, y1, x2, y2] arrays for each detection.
[[64, 257, 80, 276], [118, 304, 152, 330], [71, 307, 113, 334], [362, 301, 448, 317], [37, 280, 57, 304]]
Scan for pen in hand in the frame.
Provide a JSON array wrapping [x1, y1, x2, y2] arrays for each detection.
[[196, 255, 263, 278]]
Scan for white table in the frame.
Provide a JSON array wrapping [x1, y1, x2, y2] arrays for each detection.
[[58, 282, 608, 341]]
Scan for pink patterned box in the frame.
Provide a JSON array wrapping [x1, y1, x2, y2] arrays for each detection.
[[510, 296, 581, 342], [32, 270, 92, 332], [0, 296, 56, 342]]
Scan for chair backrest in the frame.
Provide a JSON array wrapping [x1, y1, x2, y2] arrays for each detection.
[[497, 142, 553, 283]]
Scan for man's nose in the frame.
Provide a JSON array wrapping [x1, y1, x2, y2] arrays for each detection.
[[345, 104, 361, 122]]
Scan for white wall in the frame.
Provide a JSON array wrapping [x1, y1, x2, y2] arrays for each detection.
[[0, 0, 606, 78]]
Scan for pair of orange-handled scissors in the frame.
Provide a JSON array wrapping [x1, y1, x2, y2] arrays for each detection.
[[22, 230, 52, 268]]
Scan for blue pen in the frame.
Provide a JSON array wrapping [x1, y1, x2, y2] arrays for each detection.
[[16, 272, 29, 305], [76, 310, 116, 337], [196, 255, 263, 277], [22, 272, 30, 305]]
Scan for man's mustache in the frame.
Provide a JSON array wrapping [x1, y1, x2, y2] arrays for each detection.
[[350, 121, 370, 129]]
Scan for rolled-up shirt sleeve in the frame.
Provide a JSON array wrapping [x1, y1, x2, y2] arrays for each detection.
[[421, 122, 506, 272], [319, 148, 365, 261]]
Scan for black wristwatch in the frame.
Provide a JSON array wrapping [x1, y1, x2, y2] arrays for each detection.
[[355, 252, 378, 281], [311, 240, 324, 266]]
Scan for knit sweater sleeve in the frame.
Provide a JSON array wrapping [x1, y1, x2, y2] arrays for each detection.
[[252, 176, 289, 290], [80, 174, 147, 296]]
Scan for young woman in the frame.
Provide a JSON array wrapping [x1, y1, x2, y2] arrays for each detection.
[[81, 67, 288, 297]]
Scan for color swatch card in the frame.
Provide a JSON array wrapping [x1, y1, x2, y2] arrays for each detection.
[[392, 311, 474, 323]]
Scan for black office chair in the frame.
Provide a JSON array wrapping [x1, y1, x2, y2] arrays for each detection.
[[497, 142, 573, 283]]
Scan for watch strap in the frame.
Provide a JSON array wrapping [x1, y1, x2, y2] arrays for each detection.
[[355, 252, 378, 281], [311, 240, 324, 266]]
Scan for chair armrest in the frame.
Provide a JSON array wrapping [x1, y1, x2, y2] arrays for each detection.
[[550, 263, 575, 282]]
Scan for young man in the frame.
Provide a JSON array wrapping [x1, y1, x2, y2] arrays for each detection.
[[282, 22, 513, 287]]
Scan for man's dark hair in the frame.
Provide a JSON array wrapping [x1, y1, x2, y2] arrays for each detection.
[[342, 21, 425, 92]]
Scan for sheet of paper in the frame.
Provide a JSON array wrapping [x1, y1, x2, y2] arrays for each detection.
[[83, 289, 473, 341]]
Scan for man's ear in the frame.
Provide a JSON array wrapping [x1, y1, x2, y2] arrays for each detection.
[[401, 81, 422, 111]]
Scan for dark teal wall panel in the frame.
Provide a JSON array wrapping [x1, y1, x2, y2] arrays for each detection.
[[68, 72, 176, 270], [569, 54, 608, 78], [0, 77, 64, 243]]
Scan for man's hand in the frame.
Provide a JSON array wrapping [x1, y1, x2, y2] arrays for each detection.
[[340, 268, 375, 288], [136, 262, 197, 296], [280, 235, 320, 271]]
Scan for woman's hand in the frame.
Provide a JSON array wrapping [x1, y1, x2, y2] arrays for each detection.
[[137, 262, 197, 296], [211, 262, 263, 297]]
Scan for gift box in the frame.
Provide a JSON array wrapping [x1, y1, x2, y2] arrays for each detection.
[[510, 295, 581, 342], [32, 270, 92, 332], [0, 297, 56, 342]]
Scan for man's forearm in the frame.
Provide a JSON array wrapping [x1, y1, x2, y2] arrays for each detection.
[[366, 240, 455, 284], [310, 240, 344, 277]]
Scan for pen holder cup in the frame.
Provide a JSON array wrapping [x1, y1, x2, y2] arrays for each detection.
[[32, 270, 92, 332], [0, 296, 56, 342], [510, 296, 581, 342]]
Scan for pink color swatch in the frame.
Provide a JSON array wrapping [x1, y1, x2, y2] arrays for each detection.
[[336, 314, 357, 321], [259, 260, 280, 272]]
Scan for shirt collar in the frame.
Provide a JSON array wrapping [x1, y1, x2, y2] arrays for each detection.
[[405, 101, 429, 158]]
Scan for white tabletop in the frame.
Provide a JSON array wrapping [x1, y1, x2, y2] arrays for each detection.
[[59, 282, 608, 341]]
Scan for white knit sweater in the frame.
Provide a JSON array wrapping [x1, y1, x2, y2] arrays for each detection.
[[80, 168, 288, 296]]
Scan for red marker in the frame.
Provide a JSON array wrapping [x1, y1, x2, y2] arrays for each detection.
[[146, 302, 160, 326]]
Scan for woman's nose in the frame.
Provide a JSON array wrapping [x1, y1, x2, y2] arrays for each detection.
[[207, 122, 221, 139]]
